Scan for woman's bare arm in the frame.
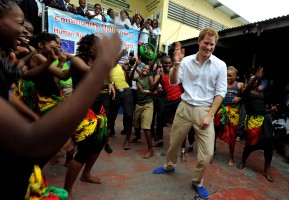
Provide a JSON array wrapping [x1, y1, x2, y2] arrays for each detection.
[[0, 33, 122, 159]]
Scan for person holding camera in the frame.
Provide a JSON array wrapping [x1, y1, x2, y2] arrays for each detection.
[[123, 51, 146, 143], [88, 3, 107, 22]]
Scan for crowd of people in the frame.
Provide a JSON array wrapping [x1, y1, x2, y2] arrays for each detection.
[[19, 0, 161, 50], [1, 0, 289, 200]]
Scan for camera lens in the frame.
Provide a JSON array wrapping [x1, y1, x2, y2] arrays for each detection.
[[129, 58, 136, 65]]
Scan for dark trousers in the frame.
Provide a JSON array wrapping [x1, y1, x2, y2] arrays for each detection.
[[151, 93, 165, 136], [109, 89, 133, 133], [155, 98, 181, 140]]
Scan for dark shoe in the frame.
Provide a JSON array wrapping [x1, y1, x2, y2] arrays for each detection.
[[192, 185, 209, 199], [104, 144, 113, 154], [120, 130, 126, 135], [130, 137, 141, 143]]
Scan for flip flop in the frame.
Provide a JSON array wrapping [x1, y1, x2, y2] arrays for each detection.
[[80, 176, 102, 184]]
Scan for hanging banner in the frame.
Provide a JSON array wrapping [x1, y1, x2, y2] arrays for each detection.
[[47, 7, 139, 56]]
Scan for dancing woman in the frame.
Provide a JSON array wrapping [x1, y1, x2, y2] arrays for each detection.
[[214, 66, 244, 166], [237, 67, 277, 182]]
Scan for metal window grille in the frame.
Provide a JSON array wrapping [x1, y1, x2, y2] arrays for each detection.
[[168, 1, 226, 31]]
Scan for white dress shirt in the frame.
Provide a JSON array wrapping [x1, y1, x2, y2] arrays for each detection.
[[114, 17, 131, 28], [88, 11, 103, 21], [138, 28, 150, 44], [172, 53, 227, 106]]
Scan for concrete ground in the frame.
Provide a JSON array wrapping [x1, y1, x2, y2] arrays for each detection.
[[43, 115, 289, 200]]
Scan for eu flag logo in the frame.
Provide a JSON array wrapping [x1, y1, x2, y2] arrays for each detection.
[[61, 39, 75, 54]]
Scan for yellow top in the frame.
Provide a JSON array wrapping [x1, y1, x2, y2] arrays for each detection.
[[110, 64, 129, 89]]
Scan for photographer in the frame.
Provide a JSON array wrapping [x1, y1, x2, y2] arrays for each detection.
[[124, 51, 146, 142]]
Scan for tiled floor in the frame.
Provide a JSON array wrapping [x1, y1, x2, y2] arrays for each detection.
[[43, 115, 289, 200]]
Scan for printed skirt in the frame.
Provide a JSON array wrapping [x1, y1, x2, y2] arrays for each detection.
[[214, 104, 240, 144]]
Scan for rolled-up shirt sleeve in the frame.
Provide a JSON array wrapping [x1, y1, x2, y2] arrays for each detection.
[[169, 61, 184, 86], [215, 61, 227, 98]]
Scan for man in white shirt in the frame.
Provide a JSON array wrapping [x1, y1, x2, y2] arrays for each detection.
[[152, 27, 227, 199], [114, 9, 131, 29]]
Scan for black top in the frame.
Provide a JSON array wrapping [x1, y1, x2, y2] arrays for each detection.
[[244, 91, 266, 115], [71, 68, 84, 89], [33, 70, 60, 97], [76, 6, 86, 16], [0, 66, 9, 100], [0, 56, 22, 99], [0, 57, 34, 199]]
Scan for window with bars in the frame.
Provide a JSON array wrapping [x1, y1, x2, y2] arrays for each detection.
[[168, 1, 226, 31]]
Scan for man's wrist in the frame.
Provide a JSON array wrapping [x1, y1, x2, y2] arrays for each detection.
[[207, 112, 215, 117], [172, 62, 180, 69], [173, 62, 181, 66]]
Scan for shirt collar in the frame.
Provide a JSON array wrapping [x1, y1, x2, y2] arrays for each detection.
[[192, 52, 213, 64]]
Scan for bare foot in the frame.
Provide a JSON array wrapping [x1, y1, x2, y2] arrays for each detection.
[[143, 151, 154, 159], [181, 152, 187, 163], [228, 159, 234, 167], [67, 192, 73, 200], [237, 162, 245, 170], [80, 175, 102, 184], [123, 142, 131, 150], [263, 171, 274, 182]]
